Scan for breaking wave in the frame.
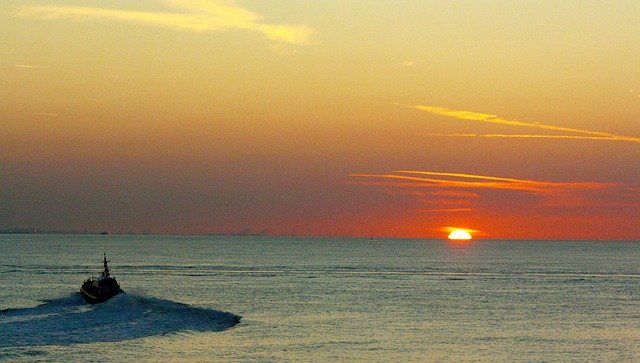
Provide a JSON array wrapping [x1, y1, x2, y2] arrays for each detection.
[[0, 293, 241, 347]]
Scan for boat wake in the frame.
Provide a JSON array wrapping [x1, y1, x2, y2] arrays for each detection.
[[0, 293, 241, 347]]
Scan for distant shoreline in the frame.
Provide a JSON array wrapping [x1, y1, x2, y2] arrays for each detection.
[[0, 228, 266, 237], [0, 228, 141, 236]]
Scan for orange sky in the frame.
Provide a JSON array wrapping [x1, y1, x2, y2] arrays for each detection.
[[1, 1, 639, 239]]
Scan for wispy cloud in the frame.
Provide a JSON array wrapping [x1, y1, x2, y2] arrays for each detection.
[[396, 171, 613, 192], [14, 1, 314, 45], [350, 172, 614, 195], [417, 208, 473, 213], [410, 105, 640, 144], [15, 64, 40, 68], [410, 190, 481, 199], [350, 170, 626, 213], [349, 170, 639, 239], [426, 133, 640, 143]]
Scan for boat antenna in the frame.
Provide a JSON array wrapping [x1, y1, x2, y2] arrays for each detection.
[[102, 252, 110, 278]]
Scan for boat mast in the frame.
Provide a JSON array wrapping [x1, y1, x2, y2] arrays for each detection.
[[102, 252, 110, 278]]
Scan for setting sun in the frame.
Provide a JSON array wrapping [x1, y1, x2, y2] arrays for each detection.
[[448, 229, 473, 240]]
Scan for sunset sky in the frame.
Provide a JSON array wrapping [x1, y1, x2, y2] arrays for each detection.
[[2, 1, 639, 239]]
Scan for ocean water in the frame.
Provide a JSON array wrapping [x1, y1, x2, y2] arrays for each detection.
[[1, 235, 639, 361]]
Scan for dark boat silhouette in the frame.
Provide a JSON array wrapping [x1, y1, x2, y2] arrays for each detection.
[[80, 253, 123, 303]]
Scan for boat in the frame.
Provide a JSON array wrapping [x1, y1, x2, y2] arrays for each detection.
[[80, 253, 123, 303]]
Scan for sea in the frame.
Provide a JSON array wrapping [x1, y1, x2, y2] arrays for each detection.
[[1, 235, 639, 361]]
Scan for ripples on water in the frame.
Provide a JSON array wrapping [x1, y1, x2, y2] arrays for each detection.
[[1, 235, 639, 361]]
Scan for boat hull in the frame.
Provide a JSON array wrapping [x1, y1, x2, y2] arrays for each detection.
[[80, 279, 123, 304]]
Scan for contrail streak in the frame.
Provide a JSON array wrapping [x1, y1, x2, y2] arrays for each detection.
[[417, 208, 473, 213], [411, 105, 640, 144], [396, 171, 540, 184], [350, 173, 546, 193], [426, 133, 640, 143], [350, 172, 617, 194]]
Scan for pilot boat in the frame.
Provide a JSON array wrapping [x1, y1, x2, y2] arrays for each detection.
[[80, 253, 123, 303]]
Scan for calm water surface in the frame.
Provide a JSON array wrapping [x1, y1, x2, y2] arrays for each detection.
[[1, 235, 639, 361]]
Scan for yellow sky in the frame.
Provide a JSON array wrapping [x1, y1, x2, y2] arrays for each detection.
[[1, 1, 639, 238]]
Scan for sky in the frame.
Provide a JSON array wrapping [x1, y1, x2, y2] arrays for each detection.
[[1, 0, 639, 239]]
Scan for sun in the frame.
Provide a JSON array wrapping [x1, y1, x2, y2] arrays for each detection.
[[448, 229, 472, 240]]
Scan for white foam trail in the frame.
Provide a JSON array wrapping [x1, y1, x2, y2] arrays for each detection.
[[0, 293, 241, 347]]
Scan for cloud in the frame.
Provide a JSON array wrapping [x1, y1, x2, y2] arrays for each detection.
[[15, 64, 40, 68], [426, 133, 640, 143], [14, 1, 314, 45], [410, 190, 481, 199], [410, 105, 640, 144], [350, 172, 614, 195], [349, 173, 541, 192], [417, 208, 473, 213], [396, 171, 614, 191], [349, 170, 638, 239]]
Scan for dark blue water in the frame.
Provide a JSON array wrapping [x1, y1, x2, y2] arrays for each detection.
[[1, 235, 639, 361]]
